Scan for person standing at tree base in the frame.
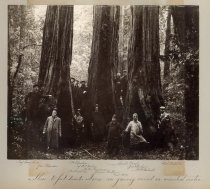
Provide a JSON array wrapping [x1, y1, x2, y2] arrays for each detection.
[[125, 113, 149, 153], [43, 108, 62, 151], [24, 83, 43, 150], [74, 109, 85, 146], [24, 84, 42, 122], [156, 106, 177, 151], [106, 114, 122, 156], [90, 104, 106, 142]]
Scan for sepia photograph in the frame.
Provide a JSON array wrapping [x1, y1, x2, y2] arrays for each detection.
[[7, 5, 199, 160]]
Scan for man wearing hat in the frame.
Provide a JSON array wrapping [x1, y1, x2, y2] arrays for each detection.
[[71, 77, 76, 89], [106, 114, 122, 156], [70, 77, 76, 108], [24, 83, 44, 149], [75, 80, 80, 87], [90, 104, 106, 141], [157, 106, 177, 151], [73, 80, 81, 110], [80, 80, 88, 112], [80, 81, 88, 94], [70, 77, 75, 84], [43, 108, 62, 151], [74, 108, 85, 145], [24, 84, 42, 122]]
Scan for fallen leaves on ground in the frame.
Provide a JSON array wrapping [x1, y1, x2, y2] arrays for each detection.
[[27, 141, 181, 160]]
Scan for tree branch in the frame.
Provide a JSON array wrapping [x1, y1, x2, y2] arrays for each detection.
[[13, 54, 23, 81], [22, 43, 42, 50]]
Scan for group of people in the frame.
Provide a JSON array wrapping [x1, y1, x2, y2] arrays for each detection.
[[23, 74, 177, 156], [43, 104, 176, 156], [41, 103, 106, 152], [23, 84, 57, 149], [70, 78, 88, 111]]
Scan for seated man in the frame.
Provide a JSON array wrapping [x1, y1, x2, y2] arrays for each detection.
[[125, 113, 149, 151], [157, 106, 178, 151]]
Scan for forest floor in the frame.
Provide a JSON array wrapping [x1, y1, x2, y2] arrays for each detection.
[[8, 117, 186, 160], [27, 141, 182, 160]]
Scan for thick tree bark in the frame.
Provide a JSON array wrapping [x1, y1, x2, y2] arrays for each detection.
[[171, 6, 199, 159], [124, 6, 163, 141], [118, 6, 126, 73], [38, 6, 74, 142], [164, 7, 171, 78], [88, 6, 120, 123], [118, 6, 131, 73]]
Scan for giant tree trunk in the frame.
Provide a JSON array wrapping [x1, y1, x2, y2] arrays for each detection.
[[171, 6, 199, 159], [38, 6, 74, 143], [124, 6, 163, 141], [88, 5, 120, 123], [118, 6, 132, 73], [118, 6, 124, 72]]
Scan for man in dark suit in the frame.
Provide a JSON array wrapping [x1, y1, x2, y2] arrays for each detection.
[[157, 106, 177, 151]]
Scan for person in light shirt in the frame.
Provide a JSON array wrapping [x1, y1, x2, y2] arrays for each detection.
[[125, 113, 149, 151], [43, 108, 61, 151]]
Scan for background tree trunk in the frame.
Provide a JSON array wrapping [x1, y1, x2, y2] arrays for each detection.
[[8, 6, 25, 120], [38, 6, 74, 143], [124, 6, 163, 142], [164, 7, 171, 78], [171, 6, 199, 159], [88, 5, 120, 123]]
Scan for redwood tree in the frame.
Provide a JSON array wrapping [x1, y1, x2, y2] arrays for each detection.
[[88, 5, 120, 122], [124, 6, 163, 141], [38, 6, 74, 143], [171, 6, 199, 159]]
